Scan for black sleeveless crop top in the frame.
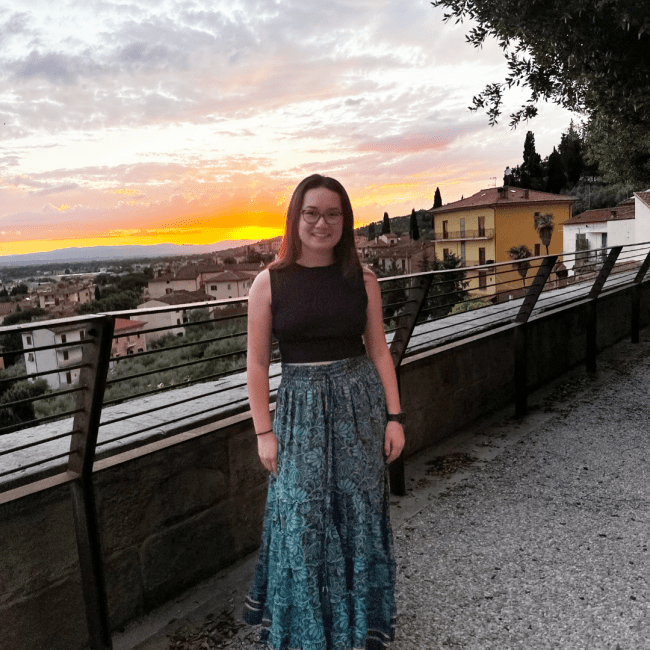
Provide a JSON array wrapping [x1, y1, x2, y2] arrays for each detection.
[[269, 263, 368, 363]]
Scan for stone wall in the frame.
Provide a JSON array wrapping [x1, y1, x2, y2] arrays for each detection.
[[1, 280, 649, 649], [0, 413, 268, 650]]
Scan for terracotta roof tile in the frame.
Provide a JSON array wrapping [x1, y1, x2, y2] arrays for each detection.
[[634, 191, 650, 208], [153, 290, 214, 306], [204, 270, 253, 282], [564, 204, 635, 225], [114, 317, 147, 330], [429, 187, 575, 215]]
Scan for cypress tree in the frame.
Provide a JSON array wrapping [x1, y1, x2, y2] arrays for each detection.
[[521, 131, 543, 189], [382, 212, 390, 235], [433, 187, 442, 208], [409, 209, 420, 241], [546, 147, 567, 194]]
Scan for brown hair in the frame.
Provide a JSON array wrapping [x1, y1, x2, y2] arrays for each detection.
[[268, 174, 362, 279]]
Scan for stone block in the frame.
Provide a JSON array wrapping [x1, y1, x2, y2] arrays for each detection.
[[228, 429, 268, 495], [0, 578, 87, 650], [140, 498, 239, 610], [0, 485, 78, 605], [95, 437, 229, 553], [231, 481, 267, 556], [104, 546, 143, 630]]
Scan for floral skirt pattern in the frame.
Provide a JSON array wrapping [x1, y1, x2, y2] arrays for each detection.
[[244, 356, 396, 650]]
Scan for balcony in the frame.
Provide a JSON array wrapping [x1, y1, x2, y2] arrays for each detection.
[[432, 227, 494, 242], [2, 242, 650, 650]]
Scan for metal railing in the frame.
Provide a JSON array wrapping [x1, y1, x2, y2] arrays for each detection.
[[432, 228, 494, 241], [1, 241, 650, 648]]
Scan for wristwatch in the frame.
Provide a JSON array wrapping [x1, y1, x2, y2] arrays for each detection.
[[386, 412, 404, 424]]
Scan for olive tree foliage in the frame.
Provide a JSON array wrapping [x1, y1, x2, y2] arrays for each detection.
[[431, 0, 650, 128]]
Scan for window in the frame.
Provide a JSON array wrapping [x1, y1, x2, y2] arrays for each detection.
[[460, 218, 466, 237], [61, 334, 67, 344], [478, 271, 487, 289], [26, 336, 32, 345], [66, 371, 72, 384], [127, 349, 133, 355], [176, 318, 181, 325], [211, 285, 217, 291], [443, 248, 449, 260], [138, 348, 143, 353], [227, 284, 232, 290], [460, 242, 466, 264], [166, 288, 173, 294], [79, 330, 85, 340], [479, 248, 486, 266], [478, 216, 485, 237], [137, 333, 140, 339], [534, 243, 541, 256], [28, 353, 34, 362], [62, 350, 69, 361], [442, 221, 448, 239]]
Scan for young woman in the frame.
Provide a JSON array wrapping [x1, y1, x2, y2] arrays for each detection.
[[244, 174, 405, 650]]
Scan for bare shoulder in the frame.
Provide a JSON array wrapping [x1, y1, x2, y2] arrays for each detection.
[[249, 269, 271, 304], [361, 265, 377, 284]]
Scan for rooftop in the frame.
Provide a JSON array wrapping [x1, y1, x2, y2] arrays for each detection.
[[114, 317, 147, 331], [635, 190, 650, 208], [145, 290, 214, 306], [564, 203, 636, 225], [430, 186, 576, 215]]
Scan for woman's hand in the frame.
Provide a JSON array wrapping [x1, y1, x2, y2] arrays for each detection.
[[257, 432, 278, 474], [384, 421, 405, 463]]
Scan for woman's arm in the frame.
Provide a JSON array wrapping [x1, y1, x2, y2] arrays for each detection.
[[246, 270, 278, 473], [362, 268, 405, 463]]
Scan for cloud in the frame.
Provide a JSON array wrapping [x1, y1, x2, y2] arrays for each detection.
[[32, 183, 80, 196], [0, 155, 21, 167], [10, 50, 108, 84]]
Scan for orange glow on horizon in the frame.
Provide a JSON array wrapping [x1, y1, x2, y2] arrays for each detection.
[[0, 178, 464, 258], [0, 225, 285, 258]]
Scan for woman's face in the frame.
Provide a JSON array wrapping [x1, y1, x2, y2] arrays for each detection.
[[297, 187, 344, 256]]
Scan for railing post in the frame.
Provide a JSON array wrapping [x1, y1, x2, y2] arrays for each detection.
[[631, 249, 650, 343], [586, 247, 622, 372], [388, 273, 433, 496], [68, 315, 115, 650], [513, 255, 557, 417]]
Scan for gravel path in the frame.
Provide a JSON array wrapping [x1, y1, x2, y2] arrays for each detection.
[[124, 337, 650, 650]]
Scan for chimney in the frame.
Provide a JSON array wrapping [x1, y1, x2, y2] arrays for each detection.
[[497, 187, 506, 199], [610, 209, 617, 218], [524, 189, 529, 199]]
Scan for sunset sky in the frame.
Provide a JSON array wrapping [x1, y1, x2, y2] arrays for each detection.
[[0, 0, 576, 258]]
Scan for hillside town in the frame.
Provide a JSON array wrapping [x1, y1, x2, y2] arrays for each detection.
[[2, 186, 650, 384]]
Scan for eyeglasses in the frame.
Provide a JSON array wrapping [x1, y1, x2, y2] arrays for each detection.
[[300, 209, 343, 225]]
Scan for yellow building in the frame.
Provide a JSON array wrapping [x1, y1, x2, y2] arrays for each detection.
[[428, 186, 576, 297]]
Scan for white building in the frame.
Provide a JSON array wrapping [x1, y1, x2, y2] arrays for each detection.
[[136, 290, 214, 344], [22, 324, 88, 390], [203, 270, 255, 300], [146, 264, 223, 300], [634, 191, 650, 246], [562, 200, 636, 274]]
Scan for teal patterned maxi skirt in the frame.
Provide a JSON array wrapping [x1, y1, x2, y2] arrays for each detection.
[[244, 356, 396, 650]]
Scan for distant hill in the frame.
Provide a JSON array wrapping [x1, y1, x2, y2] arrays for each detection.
[[0, 241, 254, 266]]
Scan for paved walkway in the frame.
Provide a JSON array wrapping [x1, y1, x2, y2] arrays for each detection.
[[116, 334, 650, 650]]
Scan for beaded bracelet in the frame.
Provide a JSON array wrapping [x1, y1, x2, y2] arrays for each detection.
[[256, 428, 273, 436]]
